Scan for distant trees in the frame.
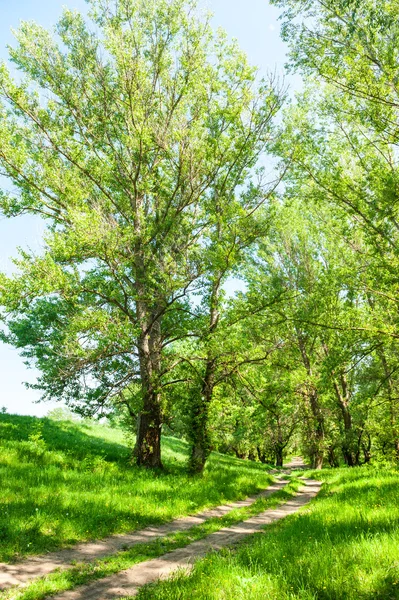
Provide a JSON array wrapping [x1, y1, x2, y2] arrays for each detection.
[[269, 0, 399, 465]]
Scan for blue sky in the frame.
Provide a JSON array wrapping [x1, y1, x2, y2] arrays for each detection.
[[0, 0, 290, 417]]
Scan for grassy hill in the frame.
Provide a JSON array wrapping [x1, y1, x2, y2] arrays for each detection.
[[0, 413, 273, 563]]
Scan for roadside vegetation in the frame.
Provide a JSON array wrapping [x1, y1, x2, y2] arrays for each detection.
[[136, 467, 399, 600], [1, 0, 399, 598], [0, 474, 301, 600], [0, 413, 273, 563]]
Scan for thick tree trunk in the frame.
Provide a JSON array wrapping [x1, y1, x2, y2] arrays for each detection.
[[133, 202, 164, 468], [136, 396, 162, 467], [313, 452, 324, 470], [275, 445, 283, 467], [136, 317, 163, 468]]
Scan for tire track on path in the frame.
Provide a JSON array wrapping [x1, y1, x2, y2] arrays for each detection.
[[0, 479, 287, 591], [50, 479, 321, 600]]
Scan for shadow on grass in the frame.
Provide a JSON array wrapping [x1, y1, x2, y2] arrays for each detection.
[[220, 473, 399, 599], [0, 414, 276, 563], [140, 470, 399, 600]]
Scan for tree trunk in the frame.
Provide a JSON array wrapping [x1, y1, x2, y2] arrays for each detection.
[[332, 373, 357, 466], [136, 317, 163, 468], [257, 447, 267, 463], [136, 396, 162, 467], [297, 333, 324, 469], [362, 433, 371, 464], [327, 444, 339, 468], [275, 445, 283, 467], [234, 448, 247, 459], [189, 275, 221, 474], [189, 360, 214, 473], [395, 440, 399, 462], [312, 451, 324, 470], [379, 350, 399, 462], [309, 389, 324, 469]]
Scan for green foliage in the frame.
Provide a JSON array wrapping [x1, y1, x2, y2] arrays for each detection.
[[0, 0, 283, 467]]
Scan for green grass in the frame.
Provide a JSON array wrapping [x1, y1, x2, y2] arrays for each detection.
[[0, 413, 274, 563], [134, 466, 399, 600], [0, 478, 301, 600]]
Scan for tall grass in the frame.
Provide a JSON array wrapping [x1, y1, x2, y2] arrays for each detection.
[[0, 414, 273, 563], [136, 466, 399, 599]]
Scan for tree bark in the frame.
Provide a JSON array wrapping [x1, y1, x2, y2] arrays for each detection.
[[379, 350, 399, 462], [327, 444, 339, 467], [189, 360, 214, 473], [136, 397, 162, 467], [133, 203, 164, 468], [309, 389, 325, 469], [275, 445, 284, 467], [332, 373, 357, 466], [135, 314, 163, 468]]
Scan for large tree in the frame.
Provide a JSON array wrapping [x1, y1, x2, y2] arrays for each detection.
[[0, 0, 282, 467]]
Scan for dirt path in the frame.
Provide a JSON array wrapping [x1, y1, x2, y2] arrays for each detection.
[[50, 479, 321, 600], [284, 456, 308, 470], [0, 480, 288, 591], [269, 456, 309, 475]]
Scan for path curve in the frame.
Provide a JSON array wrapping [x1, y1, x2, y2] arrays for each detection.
[[0, 480, 288, 591], [51, 479, 321, 600]]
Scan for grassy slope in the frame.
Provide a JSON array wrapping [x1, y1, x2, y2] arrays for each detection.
[[136, 466, 399, 600], [1, 480, 302, 600], [0, 413, 273, 563]]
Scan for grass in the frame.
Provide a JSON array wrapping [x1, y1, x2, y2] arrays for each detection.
[[0, 413, 274, 563], [0, 478, 301, 600], [134, 466, 399, 600]]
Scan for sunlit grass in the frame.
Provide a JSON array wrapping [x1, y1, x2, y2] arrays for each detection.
[[0, 479, 301, 600], [0, 413, 273, 563], [135, 466, 399, 600]]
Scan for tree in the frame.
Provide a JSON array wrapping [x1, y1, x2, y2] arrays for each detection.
[[0, 0, 282, 467], [269, 0, 399, 464], [187, 201, 284, 473]]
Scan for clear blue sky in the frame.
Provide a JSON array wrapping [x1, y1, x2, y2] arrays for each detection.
[[0, 0, 290, 417]]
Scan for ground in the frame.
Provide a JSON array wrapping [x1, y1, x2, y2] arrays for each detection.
[[0, 413, 273, 563], [1, 413, 399, 600], [137, 466, 399, 600]]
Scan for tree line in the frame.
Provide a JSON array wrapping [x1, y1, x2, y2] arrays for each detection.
[[1, 0, 398, 471]]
